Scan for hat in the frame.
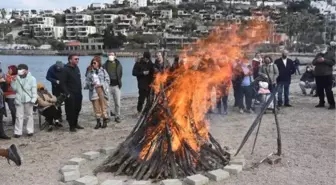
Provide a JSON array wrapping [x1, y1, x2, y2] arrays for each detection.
[[17, 64, 28, 70], [37, 83, 44, 90], [55, 61, 63, 66]]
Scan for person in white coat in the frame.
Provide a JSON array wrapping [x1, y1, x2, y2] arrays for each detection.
[[11, 64, 37, 138]]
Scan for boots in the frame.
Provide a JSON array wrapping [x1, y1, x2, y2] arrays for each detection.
[[7, 144, 22, 166], [95, 119, 101, 129], [102, 118, 108, 128], [0, 121, 11, 140]]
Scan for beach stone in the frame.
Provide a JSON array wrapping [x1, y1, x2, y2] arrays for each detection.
[[100, 147, 115, 154], [82, 151, 100, 160], [185, 174, 209, 185], [100, 179, 123, 185], [74, 175, 98, 185], [62, 170, 80, 182], [205, 169, 230, 181], [130, 180, 151, 185], [60, 165, 79, 174], [67, 157, 86, 166], [230, 158, 246, 167], [223, 164, 243, 175], [160, 179, 183, 185]]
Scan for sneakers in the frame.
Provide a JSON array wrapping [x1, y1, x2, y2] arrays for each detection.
[[7, 144, 22, 166], [115, 117, 121, 123], [315, 104, 325, 108]]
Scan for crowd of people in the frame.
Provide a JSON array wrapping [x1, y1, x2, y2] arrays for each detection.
[[0, 45, 335, 165]]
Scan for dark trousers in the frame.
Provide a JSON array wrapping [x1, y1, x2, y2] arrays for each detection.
[[232, 83, 239, 106], [52, 85, 63, 118], [315, 75, 335, 106], [216, 95, 228, 113], [238, 86, 253, 110], [65, 93, 82, 129], [42, 106, 61, 124], [137, 88, 150, 113], [277, 81, 290, 105], [295, 66, 301, 75], [5, 98, 16, 124], [0, 109, 7, 137]]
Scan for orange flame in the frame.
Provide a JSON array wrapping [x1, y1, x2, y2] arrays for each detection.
[[140, 20, 270, 160]]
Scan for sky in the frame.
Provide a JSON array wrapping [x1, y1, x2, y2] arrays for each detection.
[[1, 0, 108, 9]]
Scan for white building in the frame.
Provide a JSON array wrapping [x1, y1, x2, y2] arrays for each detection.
[[93, 14, 118, 26], [90, 3, 107, 9], [65, 26, 97, 39], [22, 16, 56, 37], [69, 6, 85, 13], [256, 1, 284, 7], [310, 1, 336, 15], [28, 16, 56, 27], [150, 0, 180, 5], [66, 14, 92, 25], [34, 26, 64, 39]]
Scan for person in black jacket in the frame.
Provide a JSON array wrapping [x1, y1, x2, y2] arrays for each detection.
[[299, 65, 316, 95], [274, 50, 295, 107], [132, 51, 154, 114], [60, 54, 84, 132], [46, 61, 64, 121], [103, 52, 123, 123], [294, 57, 301, 75], [313, 45, 335, 109], [0, 75, 10, 139]]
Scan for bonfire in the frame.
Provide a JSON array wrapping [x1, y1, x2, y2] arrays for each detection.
[[95, 20, 270, 180]]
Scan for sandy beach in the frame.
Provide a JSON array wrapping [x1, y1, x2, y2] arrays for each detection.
[[0, 75, 335, 185]]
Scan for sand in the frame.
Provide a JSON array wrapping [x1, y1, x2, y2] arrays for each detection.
[[0, 74, 335, 185]]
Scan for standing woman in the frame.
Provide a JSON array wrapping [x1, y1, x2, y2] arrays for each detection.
[[85, 58, 110, 129], [4, 65, 17, 126]]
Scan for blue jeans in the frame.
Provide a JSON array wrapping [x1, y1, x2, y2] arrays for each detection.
[[277, 81, 290, 105]]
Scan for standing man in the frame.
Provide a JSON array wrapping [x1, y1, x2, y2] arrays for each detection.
[[154, 51, 171, 73], [60, 54, 84, 132], [274, 50, 295, 107], [132, 51, 154, 114], [312, 45, 335, 110], [46, 61, 64, 122], [293, 57, 301, 75], [103, 52, 122, 123]]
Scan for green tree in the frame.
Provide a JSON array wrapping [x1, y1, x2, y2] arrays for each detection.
[[103, 25, 126, 49], [53, 14, 66, 25], [48, 39, 66, 50]]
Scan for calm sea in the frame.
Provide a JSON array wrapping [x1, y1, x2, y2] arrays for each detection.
[[0, 55, 138, 100]]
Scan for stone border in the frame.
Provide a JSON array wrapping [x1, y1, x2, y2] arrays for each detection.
[[59, 148, 246, 185]]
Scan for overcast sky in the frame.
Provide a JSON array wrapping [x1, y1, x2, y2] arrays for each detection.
[[2, 0, 108, 9]]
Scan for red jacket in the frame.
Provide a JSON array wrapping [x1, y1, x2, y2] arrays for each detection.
[[4, 74, 16, 97]]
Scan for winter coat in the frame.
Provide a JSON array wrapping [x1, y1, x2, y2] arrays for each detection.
[[85, 67, 110, 101], [153, 59, 171, 73], [37, 90, 57, 111], [132, 58, 155, 90], [274, 58, 295, 83], [103, 59, 123, 88], [46, 64, 63, 91], [60, 63, 82, 95], [312, 51, 335, 76], [300, 71, 315, 82], [258, 64, 279, 84], [11, 72, 37, 105], [4, 74, 16, 98]]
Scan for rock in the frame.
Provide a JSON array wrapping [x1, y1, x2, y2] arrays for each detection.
[[100, 180, 123, 185], [60, 165, 79, 174], [160, 179, 183, 185], [67, 157, 86, 166], [62, 170, 80, 182], [205, 169, 230, 181], [184, 174, 209, 185], [230, 158, 246, 167], [100, 147, 115, 155], [73, 175, 98, 185], [223, 164, 243, 175], [130, 180, 151, 185], [82, 151, 100, 160]]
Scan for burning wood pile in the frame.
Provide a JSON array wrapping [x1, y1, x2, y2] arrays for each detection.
[[95, 20, 270, 180]]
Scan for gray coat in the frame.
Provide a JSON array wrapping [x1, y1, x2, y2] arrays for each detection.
[[312, 51, 335, 76], [85, 68, 110, 101], [258, 63, 279, 84]]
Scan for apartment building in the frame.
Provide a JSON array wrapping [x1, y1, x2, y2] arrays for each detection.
[[28, 16, 56, 26], [22, 16, 56, 36], [150, 0, 180, 5], [66, 14, 92, 25], [69, 6, 85, 13], [152, 10, 173, 19], [90, 3, 107, 10], [65, 26, 97, 39], [93, 14, 118, 26], [34, 26, 64, 39]]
